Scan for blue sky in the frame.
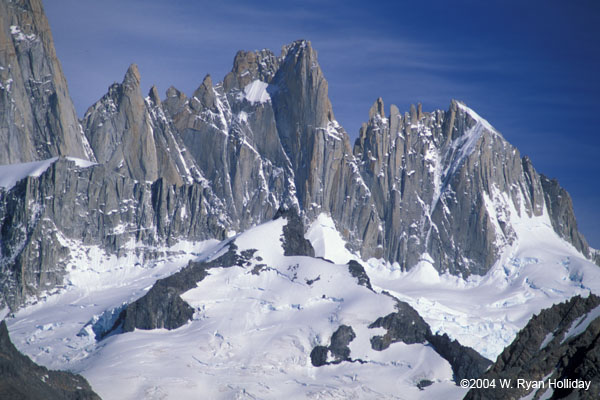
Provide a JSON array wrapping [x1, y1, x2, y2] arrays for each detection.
[[44, 0, 600, 246]]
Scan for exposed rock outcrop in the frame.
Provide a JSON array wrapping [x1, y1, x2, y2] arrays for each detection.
[[0, 0, 94, 164], [311, 297, 491, 383], [310, 325, 357, 366], [107, 243, 256, 334], [275, 207, 315, 257], [347, 260, 373, 290], [0, 320, 101, 399], [369, 300, 492, 381], [465, 294, 600, 399], [106, 209, 312, 334], [83, 64, 202, 185], [0, 158, 227, 310], [541, 175, 591, 259]]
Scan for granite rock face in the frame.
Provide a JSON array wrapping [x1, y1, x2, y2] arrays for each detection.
[[164, 49, 295, 233], [353, 99, 552, 275], [465, 294, 600, 400], [0, 0, 597, 312], [83, 65, 202, 185], [164, 40, 382, 255], [0, 320, 101, 399], [0, 0, 94, 164], [541, 175, 591, 258], [0, 158, 228, 310], [269, 42, 383, 259], [159, 40, 594, 277]]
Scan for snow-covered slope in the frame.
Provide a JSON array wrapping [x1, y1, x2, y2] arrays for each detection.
[[367, 203, 600, 360], [6, 216, 473, 400], [4, 203, 599, 399], [304, 203, 600, 362]]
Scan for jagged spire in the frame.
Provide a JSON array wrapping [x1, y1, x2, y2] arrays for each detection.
[[123, 63, 141, 90], [148, 85, 161, 107], [193, 74, 217, 112], [369, 98, 385, 119]]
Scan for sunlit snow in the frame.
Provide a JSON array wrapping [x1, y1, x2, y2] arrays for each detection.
[[5, 202, 600, 398], [6, 218, 465, 399], [0, 157, 96, 189], [238, 80, 271, 104]]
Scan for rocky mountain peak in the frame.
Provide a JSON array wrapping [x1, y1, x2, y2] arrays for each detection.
[[223, 48, 279, 92], [192, 74, 217, 112], [280, 39, 313, 59], [148, 85, 161, 107], [2, 26, 598, 314], [82, 65, 158, 182], [1, 4, 600, 396], [123, 63, 141, 90], [163, 85, 187, 117], [0, 0, 95, 163], [82, 65, 205, 185], [369, 97, 386, 120], [271, 37, 336, 134]]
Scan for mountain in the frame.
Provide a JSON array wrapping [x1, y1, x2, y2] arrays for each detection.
[[1, 15, 597, 310], [1, 0, 599, 399], [354, 98, 594, 275], [82, 64, 203, 186]]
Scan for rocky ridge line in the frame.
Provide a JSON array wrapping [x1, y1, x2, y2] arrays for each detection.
[[0, 0, 596, 311]]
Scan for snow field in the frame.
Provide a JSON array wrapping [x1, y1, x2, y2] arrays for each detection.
[[6, 205, 600, 399], [364, 195, 600, 360], [7, 217, 462, 399]]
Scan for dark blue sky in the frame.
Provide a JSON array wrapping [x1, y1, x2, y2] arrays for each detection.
[[44, 0, 600, 247]]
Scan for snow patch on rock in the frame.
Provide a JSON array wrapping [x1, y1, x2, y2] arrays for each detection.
[[238, 80, 270, 104]]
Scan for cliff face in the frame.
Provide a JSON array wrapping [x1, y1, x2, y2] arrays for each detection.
[[0, 0, 94, 163], [160, 40, 592, 277], [541, 175, 591, 257], [353, 99, 551, 275], [0, 0, 596, 311], [83, 65, 203, 186], [163, 41, 381, 253], [0, 158, 227, 310]]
